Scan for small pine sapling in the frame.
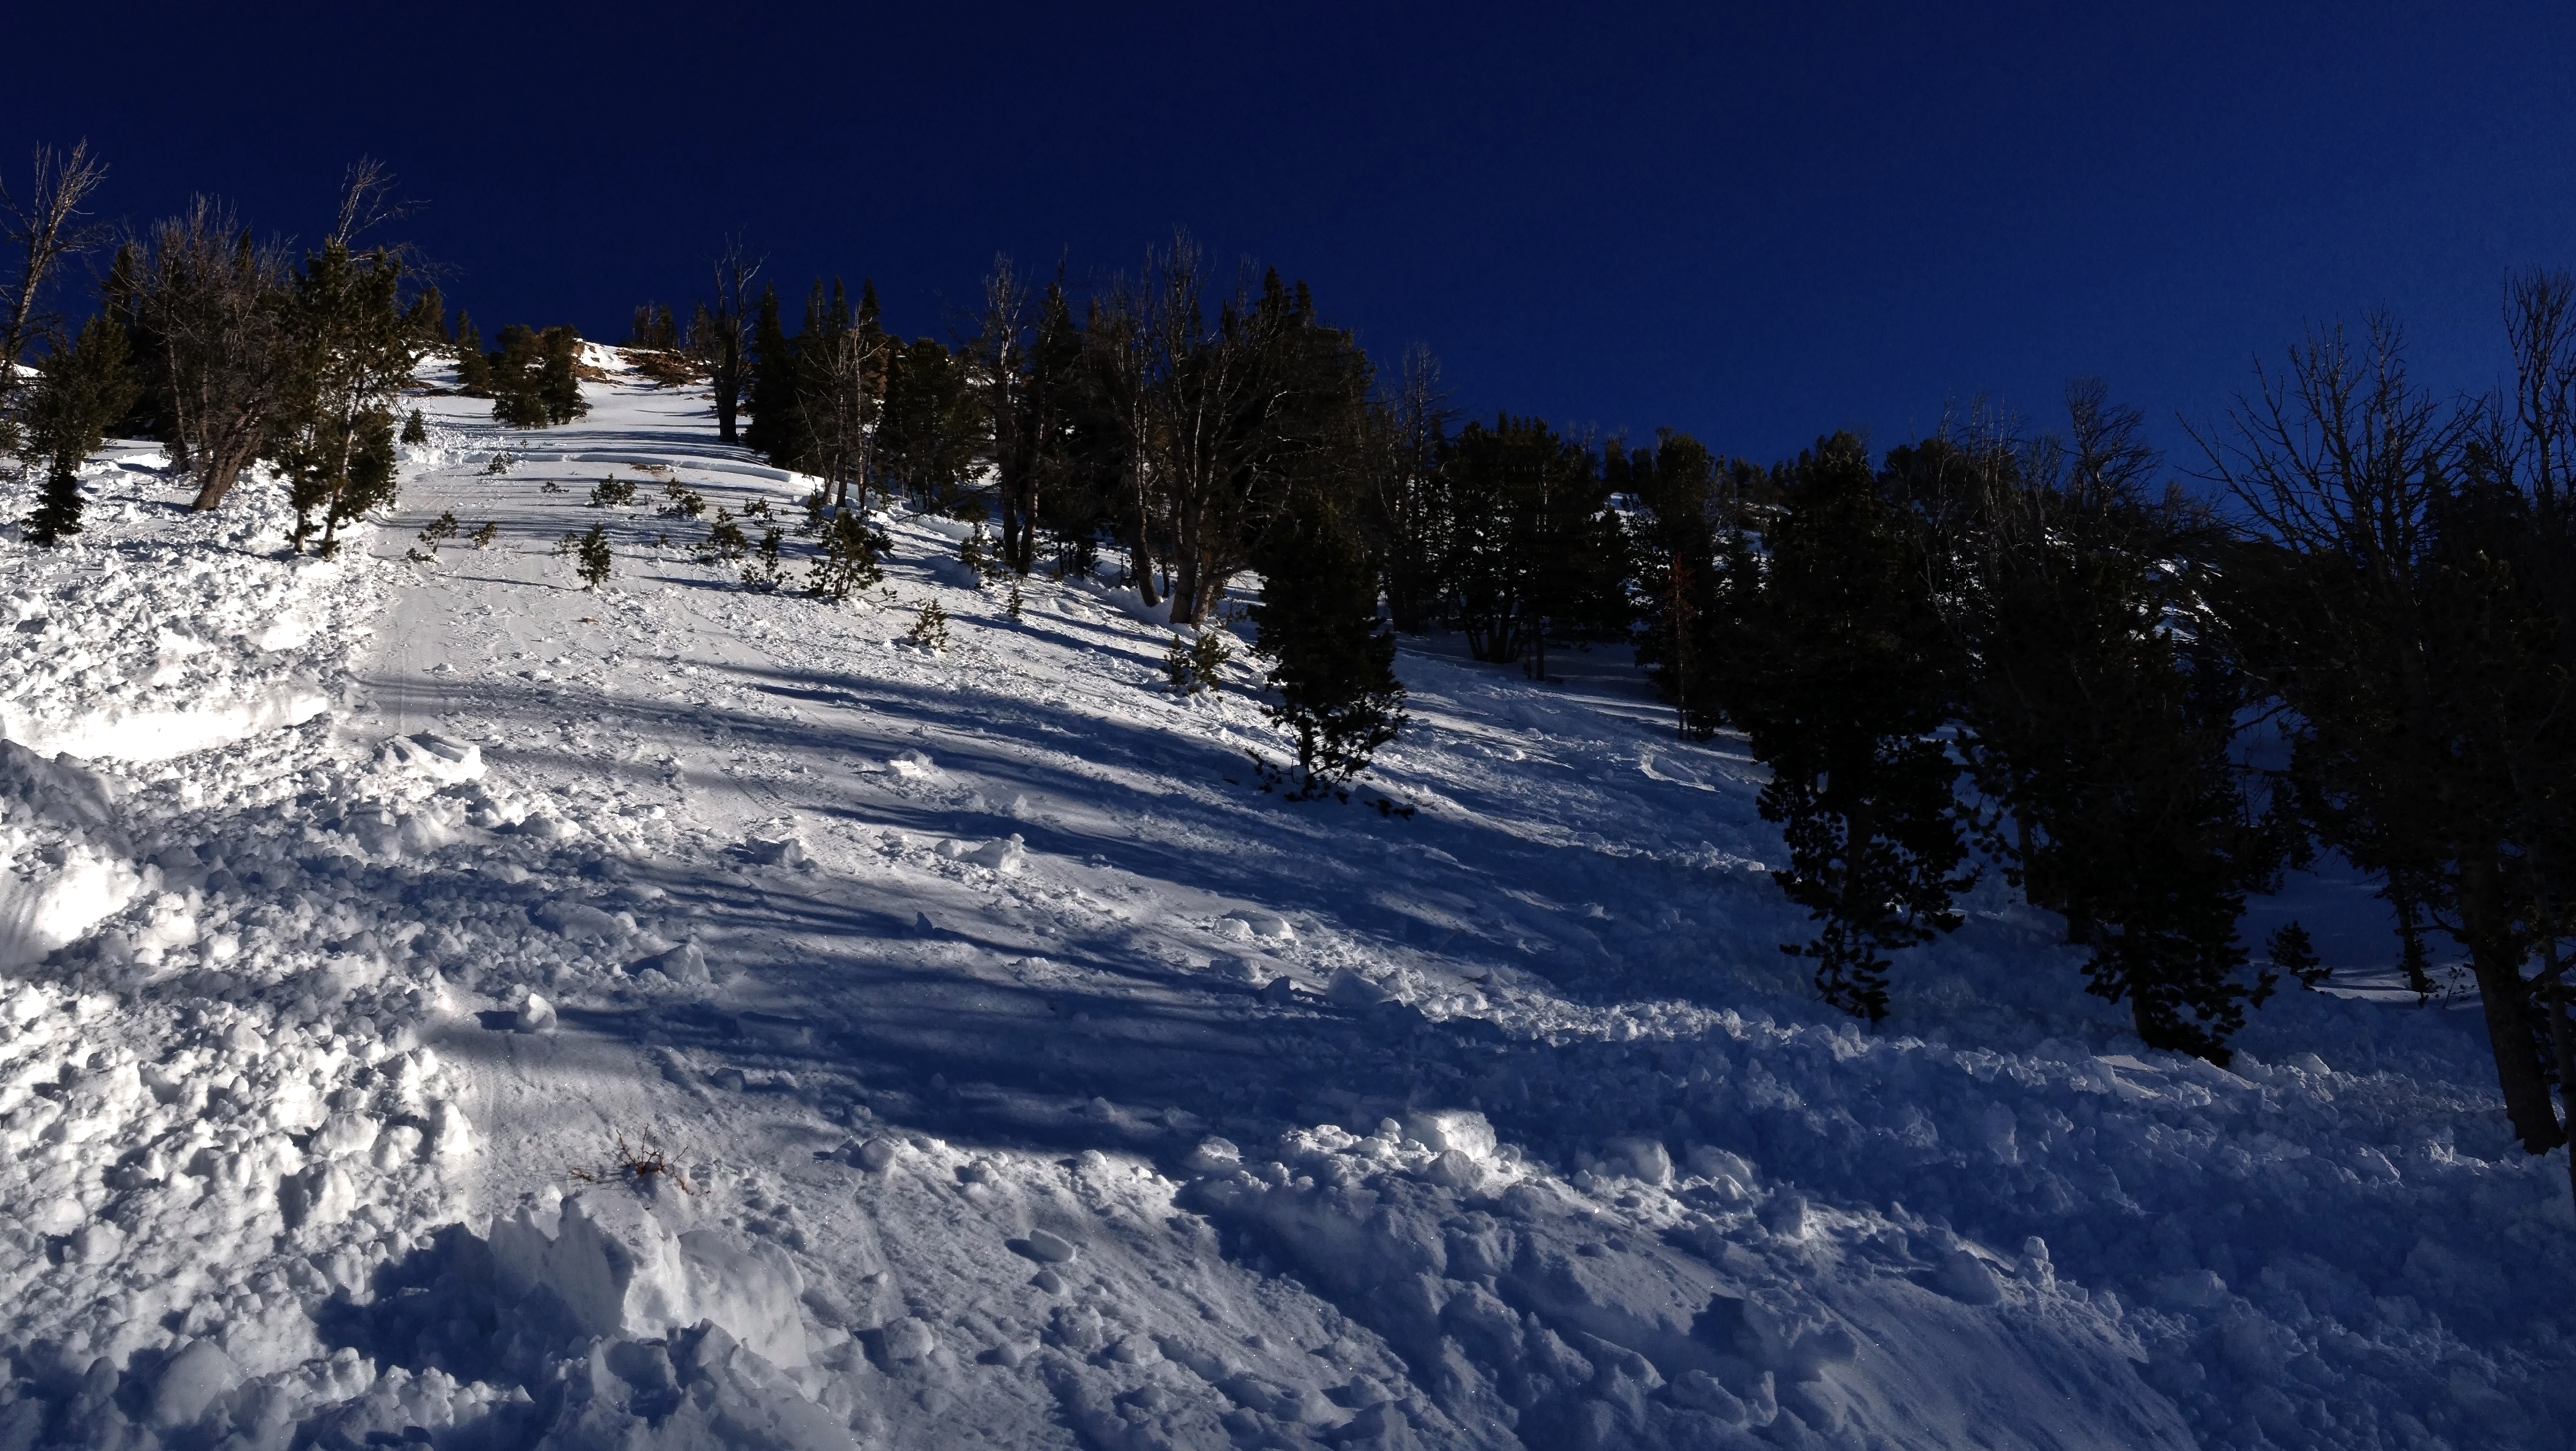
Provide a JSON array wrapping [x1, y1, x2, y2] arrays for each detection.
[[484, 451, 514, 475], [2268, 922, 2328, 989], [589, 476, 638, 508], [410, 511, 460, 559], [742, 528, 786, 591], [658, 481, 705, 519], [799, 489, 828, 535], [539, 480, 563, 493], [905, 598, 951, 652], [20, 312, 141, 547], [1163, 635, 1195, 692], [1189, 630, 1232, 692], [960, 524, 1001, 586], [557, 523, 612, 588], [1006, 579, 1025, 619], [697, 508, 749, 566], [809, 512, 888, 603], [469, 521, 501, 549], [399, 409, 428, 445]]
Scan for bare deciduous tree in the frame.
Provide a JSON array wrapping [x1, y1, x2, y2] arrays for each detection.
[[0, 141, 112, 426], [708, 237, 761, 445], [136, 198, 292, 511]]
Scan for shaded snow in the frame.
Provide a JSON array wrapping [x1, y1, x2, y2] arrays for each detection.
[[0, 354, 2564, 1449]]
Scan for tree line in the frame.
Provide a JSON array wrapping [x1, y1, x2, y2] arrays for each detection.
[[7, 146, 2575, 1162]]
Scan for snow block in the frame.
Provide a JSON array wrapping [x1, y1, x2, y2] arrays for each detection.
[[631, 940, 710, 985], [0, 741, 139, 971], [147, 1340, 241, 1429], [1402, 1109, 1498, 1161], [489, 1192, 815, 1374], [378, 732, 485, 785]]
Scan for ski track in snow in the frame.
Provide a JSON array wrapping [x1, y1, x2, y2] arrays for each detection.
[[0, 349, 2566, 1449]]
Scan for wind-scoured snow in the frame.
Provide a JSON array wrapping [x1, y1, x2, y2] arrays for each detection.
[[0, 353, 2565, 1450]]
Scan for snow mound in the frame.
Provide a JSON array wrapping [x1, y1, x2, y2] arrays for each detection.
[[377, 732, 485, 785], [1185, 1118, 2197, 1450], [0, 740, 138, 969]]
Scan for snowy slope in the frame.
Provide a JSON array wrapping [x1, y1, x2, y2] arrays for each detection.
[[0, 353, 2566, 1450]]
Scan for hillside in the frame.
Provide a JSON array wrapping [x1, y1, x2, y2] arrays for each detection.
[[0, 353, 2565, 1450]]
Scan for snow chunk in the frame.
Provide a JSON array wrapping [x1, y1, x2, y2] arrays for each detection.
[[1223, 908, 1295, 941], [1402, 1108, 1497, 1161], [889, 748, 939, 779], [940, 834, 1026, 872], [378, 732, 485, 784], [149, 1340, 241, 1429]]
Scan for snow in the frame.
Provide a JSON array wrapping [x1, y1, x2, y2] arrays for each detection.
[[0, 352, 2566, 1448]]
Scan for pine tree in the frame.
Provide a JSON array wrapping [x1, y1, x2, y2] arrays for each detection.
[[1709, 433, 1972, 1021], [402, 284, 447, 346], [1618, 430, 1725, 736], [1911, 390, 2285, 1062], [453, 312, 490, 394], [270, 240, 415, 554], [743, 284, 791, 462], [400, 409, 427, 445], [20, 312, 141, 545], [1249, 491, 1408, 800], [538, 325, 587, 424], [808, 510, 887, 602], [1443, 416, 1624, 676]]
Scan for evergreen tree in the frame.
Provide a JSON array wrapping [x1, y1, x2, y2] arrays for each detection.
[[1370, 344, 1452, 633], [483, 324, 587, 428], [1708, 433, 1972, 1021], [453, 311, 490, 394], [1913, 388, 2285, 1062], [538, 325, 587, 423], [743, 283, 791, 462], [1250, 490, 1409, 800], [878, 335, 982, 514], [20, 311, 141, 545], [402, 284, 447, 346], [1618, 430, 1724, 736], [2206, 301, 2576, 1152], [1442, 416, 1624, 676], [270, 240, 415, 553]]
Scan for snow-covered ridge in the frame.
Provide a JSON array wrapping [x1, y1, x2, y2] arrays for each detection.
[[0, 353, 2562, 1449]]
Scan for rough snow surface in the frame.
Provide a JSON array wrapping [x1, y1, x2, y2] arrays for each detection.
[[0, 356, 2564, 1449]]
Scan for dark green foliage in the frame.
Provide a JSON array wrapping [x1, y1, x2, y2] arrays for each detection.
[[1616, 430, 1725, 736], [1899, 389, 2286, 1061], [589, 476, 638, 508], [1707, 434, 1972, 1021], [453, 313, 490, 394], [2268, 923, 2327, 989], [1369, 345, 1452, 633], [1442, 416, 1627, 678], [402, 285, 447, 346], [20, 312, 142, 545], [1164, 630, 1231, 695], [878, 335, 982, 513], [1250, 492, 1409, 801], [743, 285, 790, 462], [271, 241, 415, 554], [808, 510, 887, 602], [627, 302, 679, 351], [400, 409, 427, 445], [906, 598, 951, 651], [659, 481, 706, 519], [2205, 301, 2576, 1151], [485, 324, 587, 428], [743, 527, 786, 591], [559, 523, 611, 587], [697, 508, 748, 566]]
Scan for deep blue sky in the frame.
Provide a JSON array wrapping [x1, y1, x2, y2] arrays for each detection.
[[10, 1, 2575, 465]]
